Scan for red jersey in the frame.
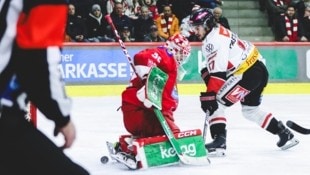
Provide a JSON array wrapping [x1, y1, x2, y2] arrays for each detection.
[[123, 46, 179, 112], [16, 1, 67, 48]]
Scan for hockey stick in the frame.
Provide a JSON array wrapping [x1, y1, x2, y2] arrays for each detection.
[[202, 112, 209, 142], [286, 120, 310, 135], [104, 15, 137, 74], [105, 15, 209, 165]]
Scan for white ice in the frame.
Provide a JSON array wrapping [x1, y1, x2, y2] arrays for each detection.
[[37, 94, 310, 175]]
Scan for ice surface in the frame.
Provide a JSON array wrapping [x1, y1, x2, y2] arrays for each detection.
[[37, 94, 310, 175]]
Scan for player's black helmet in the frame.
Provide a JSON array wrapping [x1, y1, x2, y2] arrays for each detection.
[[189, 8, 216, 29]]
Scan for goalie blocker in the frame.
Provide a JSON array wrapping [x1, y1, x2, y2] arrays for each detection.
[[113, 129, 209, 169]]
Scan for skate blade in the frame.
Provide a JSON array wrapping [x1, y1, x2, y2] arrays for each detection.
[[207, 148, 226, 157], [110, 153, 138, 170], [280, 138, 299, 150]]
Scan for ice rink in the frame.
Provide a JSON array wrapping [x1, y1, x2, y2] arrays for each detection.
[[37, 94, 310, 175]]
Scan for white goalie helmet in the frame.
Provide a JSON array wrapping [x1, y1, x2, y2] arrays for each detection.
[[165, 33, 191, 65]]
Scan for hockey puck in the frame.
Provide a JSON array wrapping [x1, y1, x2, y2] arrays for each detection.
[[100, 156, 109, 164]]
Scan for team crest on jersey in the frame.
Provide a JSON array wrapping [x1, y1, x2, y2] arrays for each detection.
[[225, 85, 250, 103], [205, 43, 214, 53]]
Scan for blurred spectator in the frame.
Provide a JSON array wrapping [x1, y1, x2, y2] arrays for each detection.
[[213, 6, 230, 29], [156, 0, 173, 14], [277, 5, 308, 41], [123, 0, 141, 20], [265, 0, 288, 40], [180, 15, 193, 39], [121, 26, 135, 41], [107, 0, 140, 19], [302, 5, 310, 40], [156, 0, 194, 22], [155, 4, 180, 40], [133, 6, 155, 41], [171, 0, 195, 22], [193, 0, 223, 9], [141, 0, 159, 20], [259, 0, 266, 11], [110, 2, 134, 37], [66, 4, 88, 42], [85, 4, 115, 42], [290, 0, 306, 21], [69, 0, 108, 19], [143, 25, 166, 42], [180, 4, 201, 41], [107, 0, 120, 14]]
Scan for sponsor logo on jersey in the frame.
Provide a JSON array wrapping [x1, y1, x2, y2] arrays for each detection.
[[205, 43, 214, 53], [225, 85, 250, 103], [229, 33, 237, 49], [217, 75, 241, 99]]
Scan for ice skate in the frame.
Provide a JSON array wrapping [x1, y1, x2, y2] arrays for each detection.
[[205, 133, 226, 157], [110, 152, 138, 169], [106, 141, 138, 169], [277, 121, 299, 150]]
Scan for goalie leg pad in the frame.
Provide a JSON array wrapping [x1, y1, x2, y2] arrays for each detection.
[[133, 129, 209, 169]]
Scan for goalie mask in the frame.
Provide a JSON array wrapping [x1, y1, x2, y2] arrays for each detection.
[[165, 33, 191, 65]]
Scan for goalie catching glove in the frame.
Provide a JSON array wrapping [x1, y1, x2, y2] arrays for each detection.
[[200, 91, 218, 116], [136, 85, 153, 108]]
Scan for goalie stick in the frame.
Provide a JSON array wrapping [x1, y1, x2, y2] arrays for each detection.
[[105, 14, 209, 166], [286, 120, 310, 135]]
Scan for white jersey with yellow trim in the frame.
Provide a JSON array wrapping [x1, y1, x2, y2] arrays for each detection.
[[201, 25, 263, 76]]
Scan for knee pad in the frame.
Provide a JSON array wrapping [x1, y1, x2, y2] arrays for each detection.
[[242, 105, 272, 128]]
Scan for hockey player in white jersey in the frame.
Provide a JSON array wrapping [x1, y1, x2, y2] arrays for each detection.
[[188, 8, 299, 156]]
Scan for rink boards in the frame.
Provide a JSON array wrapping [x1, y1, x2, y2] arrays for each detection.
[[65, 83, 310, 97]]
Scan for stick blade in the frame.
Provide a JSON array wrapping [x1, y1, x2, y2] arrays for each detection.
[[286, 120, 310, 135], [179, 155, 210, 166]]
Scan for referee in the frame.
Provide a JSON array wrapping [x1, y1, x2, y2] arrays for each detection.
[[0, 0, 89, 174]]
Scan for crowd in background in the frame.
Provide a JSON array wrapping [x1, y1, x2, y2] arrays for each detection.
[[65, 0, 310, 42], [261, 0, 309, 42], [65, 0, 224, 42]]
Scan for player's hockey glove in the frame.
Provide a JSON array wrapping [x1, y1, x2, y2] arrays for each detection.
[[200, 67, 210, 85], [136, 85, 153, 108], [200, 91, 218, 115]]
